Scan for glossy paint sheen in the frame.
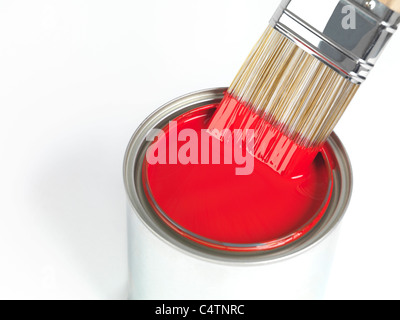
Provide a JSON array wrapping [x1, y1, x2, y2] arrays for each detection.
[[142, 105, 333, 251]]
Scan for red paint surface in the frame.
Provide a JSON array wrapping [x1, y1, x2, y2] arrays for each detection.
[[142, 104, 334, 251], [208, 93, 321, 176]]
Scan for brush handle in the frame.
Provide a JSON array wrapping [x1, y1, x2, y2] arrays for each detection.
[[380, 0, 400, 13]]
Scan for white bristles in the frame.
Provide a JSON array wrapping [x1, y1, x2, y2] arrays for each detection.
[[229, 26, 359, 149]]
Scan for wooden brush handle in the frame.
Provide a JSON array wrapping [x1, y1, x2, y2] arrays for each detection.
[[379, 0, 400, 12]]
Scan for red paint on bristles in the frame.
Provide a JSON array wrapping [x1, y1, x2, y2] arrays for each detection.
[[208, 93, 320, 177], [207, 26, 358, 176]]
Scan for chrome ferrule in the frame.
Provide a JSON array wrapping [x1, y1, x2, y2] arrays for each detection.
[[271, 0, 400, 84]]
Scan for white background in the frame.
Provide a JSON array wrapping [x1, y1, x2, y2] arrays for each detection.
[[0, 0, 399, 300]]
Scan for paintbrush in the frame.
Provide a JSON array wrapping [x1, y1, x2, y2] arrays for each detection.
[[208, 0, 400, 176]]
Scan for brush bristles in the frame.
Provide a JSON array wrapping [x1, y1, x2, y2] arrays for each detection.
[[228, 26, 359, 149]]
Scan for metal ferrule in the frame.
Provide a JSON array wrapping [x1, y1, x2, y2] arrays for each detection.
[[271, 0, 400, 84]]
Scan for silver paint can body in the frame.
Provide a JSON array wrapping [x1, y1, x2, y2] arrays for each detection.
[[124, 88, 353, 300]]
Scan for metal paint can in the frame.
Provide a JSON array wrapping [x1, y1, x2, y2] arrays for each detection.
[[123, 88, 352, 300]]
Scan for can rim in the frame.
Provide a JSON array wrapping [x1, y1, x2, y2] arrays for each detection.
[[123, 87, 353, 265]]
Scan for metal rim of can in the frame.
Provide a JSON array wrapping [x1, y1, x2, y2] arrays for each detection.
[[123, 87, 353, 266]]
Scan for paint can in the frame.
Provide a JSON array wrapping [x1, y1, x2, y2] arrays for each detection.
[[123, 88, 353, 300]]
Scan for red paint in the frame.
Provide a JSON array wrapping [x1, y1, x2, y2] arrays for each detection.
[[208, 93, 321, 176], [142, 104, 334, 251]]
